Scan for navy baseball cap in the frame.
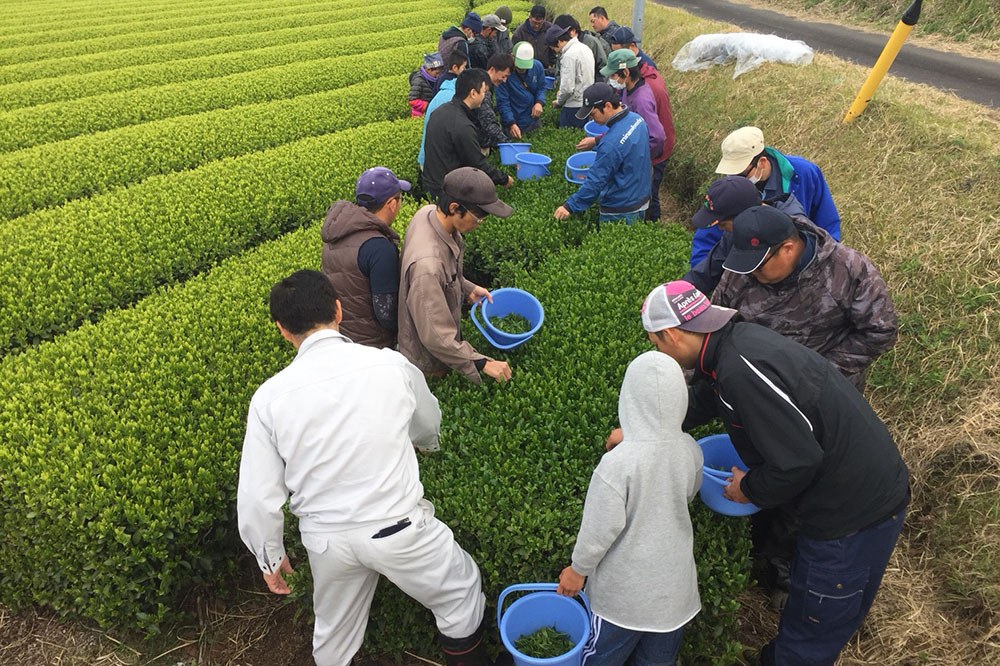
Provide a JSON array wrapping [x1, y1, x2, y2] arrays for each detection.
[[723, 206, 796, 274], [610, 26, 638, 45], [575, 82, 619, 119], [545, 24, 570, 46], [355, 167, 411, 206], [691, 176, 762, 229]]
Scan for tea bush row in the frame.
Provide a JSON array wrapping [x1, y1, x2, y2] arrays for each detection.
[[0, 0, 408, 66], [0, 119, 421, 354], [0, 0, 442, 85], [0, 40, 436, 152], [0, 0, 351, 49], [347, 223, 750, 663], [0, 9, 453, 111], [0, 74, 409, 220]]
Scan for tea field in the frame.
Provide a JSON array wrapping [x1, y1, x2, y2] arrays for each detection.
[[0, 0, 748, 662]]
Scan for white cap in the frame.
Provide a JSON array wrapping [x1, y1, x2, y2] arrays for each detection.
[[716, 126, 765, 175], [513, 41, 535, 69]]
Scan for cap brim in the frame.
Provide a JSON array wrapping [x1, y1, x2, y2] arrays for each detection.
[[722, 246, 771, 274], [480, 199, 514, 218], [398, 179, 412, 192], [599, 64, 616, 77], [575, 106, 594, 120], [677, 305, 737, 333], [690, 206, 719, 230], [715, 155, 753, 175], [496, 24, 508, 31], [514, 58, 532, 69]]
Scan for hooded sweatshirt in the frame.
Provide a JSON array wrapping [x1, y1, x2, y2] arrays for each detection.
[[571, 351, 703, 631]]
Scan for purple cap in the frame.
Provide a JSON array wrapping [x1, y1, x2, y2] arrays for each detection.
[[690, 176, 763, 229], [355, 167, 411, 206], [641, 281, 737, 334], [723, 206, 796, 274]]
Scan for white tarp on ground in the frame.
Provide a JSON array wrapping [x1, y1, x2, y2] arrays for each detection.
[[672, 32, 814, 78]]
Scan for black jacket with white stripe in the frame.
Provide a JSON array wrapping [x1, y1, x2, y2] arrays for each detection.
[[684, 320, 909, 540]]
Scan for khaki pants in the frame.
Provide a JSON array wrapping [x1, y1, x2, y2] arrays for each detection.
[[302, 499, 485, 665]]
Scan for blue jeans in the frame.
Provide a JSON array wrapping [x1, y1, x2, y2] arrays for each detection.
[[761, 505, 907, 666], [559, 106, 587, 129], [581, 614, 685, 666]]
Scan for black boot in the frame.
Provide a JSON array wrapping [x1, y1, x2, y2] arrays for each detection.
[[438, 619, 490, 666]]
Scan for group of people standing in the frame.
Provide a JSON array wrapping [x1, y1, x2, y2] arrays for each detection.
[[411, 5, 675, 223], [235, 5, 910, 666]]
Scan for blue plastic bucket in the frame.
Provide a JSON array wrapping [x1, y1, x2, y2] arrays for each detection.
[[564, 151, 596, 184], [545, 75, 556, 90], [499, 142, 532, 165], [697, 434, 760, 517], [515, 152, 551, 181], [470, 288, 544, 350], [583, 120, 607, 138], [498, 583, 590, 666]]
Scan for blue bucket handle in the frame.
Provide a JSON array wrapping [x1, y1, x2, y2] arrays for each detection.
[[564, 162, 574, 184], [470, 299, 500, 348], [704, 466, 734, 480], [497, 583, 591, 630]]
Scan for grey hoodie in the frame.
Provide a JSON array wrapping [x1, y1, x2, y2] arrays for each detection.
[[571, 351, 703, 631]]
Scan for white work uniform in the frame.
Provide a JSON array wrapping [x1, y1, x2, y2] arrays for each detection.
[[238, 329, 485, 666]]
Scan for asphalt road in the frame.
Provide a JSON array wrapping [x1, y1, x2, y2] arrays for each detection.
[[652, 0, 1000, 108]]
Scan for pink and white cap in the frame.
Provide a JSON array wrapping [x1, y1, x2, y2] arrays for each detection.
[[641, 281, 738, 333]]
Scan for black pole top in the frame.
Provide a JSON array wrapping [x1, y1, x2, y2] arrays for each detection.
[[902, 0, 923, 26]]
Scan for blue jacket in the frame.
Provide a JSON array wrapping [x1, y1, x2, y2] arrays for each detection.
[[689, 150, 841, 267], [495, 61, 547, 130], [565, 109, 651, 214], [418, 78, 457, 167]]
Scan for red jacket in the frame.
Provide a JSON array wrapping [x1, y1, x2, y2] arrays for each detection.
[[639, 62, 676, 163]]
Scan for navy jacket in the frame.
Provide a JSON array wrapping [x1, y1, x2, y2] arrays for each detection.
[[495, 61, 547, 130], [565, 109, 651, 214]]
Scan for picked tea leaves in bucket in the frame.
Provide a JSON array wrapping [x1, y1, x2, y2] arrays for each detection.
[[514, 625, 575, 658]]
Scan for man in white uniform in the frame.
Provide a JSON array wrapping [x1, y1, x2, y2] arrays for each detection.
[[237, 269, 488, 666]]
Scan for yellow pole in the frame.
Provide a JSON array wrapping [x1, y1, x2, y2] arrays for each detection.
[[843, 0, 923, 123]]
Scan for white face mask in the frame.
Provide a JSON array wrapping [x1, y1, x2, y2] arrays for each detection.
[[608, 78, 626, 91], [746, 173, 760, 184]]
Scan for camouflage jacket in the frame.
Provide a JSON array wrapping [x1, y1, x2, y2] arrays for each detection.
[[713, 218, 898, 389]]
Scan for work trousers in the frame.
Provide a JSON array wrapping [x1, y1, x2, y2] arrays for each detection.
[[646, 159, 667, 221], [302, 499, 485, 666], [559, 106, 588, 129], [760, 505, 907, 666], [582, 613, 685, 666]]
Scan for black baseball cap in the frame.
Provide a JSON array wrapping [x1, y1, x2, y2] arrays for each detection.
[[442, 167, 514, 217], [575, 82, 619, 119], [530, 4, 546, 18], [723, 206, 796, 274], [690, 176, 762, 229]]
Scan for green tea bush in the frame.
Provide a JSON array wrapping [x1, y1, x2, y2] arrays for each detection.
[[0, 0, 360, 49], [0, 0, 441, 85], [0, 119, 420, 354], [0, 0, 409, 65], [0, 74, 411, 219], [0, 41, 435, 152], [358, 224, 750, 664], [0, 9, 454, 111]]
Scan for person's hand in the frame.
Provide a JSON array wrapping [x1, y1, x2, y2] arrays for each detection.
[[605, 427, 624, 451], [509, 123, 522, 140], [553, 205, 571, 220], [576, 136, 597, 151], [504, 175, 515, 188], [482, 359, 512, 383], [551, 99, 559, 108], [468, 285, 492, 304], [531, 102, 543, 118], [557, 565, 585, 596], [263, 557, 294, 595], [723, 467, 750, 503]]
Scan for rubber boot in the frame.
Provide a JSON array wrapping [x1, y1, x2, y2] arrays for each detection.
[[438, 619, 489, 666]]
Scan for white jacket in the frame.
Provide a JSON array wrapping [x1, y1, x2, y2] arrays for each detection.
[[556, 37, 595, 108], [237, 329, 441, 574]]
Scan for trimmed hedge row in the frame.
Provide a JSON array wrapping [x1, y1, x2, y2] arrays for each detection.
[[0, 8, 454, 111], [0, 0, 437, 85], [0, 41, 433, 152], [0, 118, 421, 354], [0, 132, 427, 632], [0, 0, 277, 27], [0, 1, 405, 66], [353, 223, 750, 664], [0, 74, 411, 220], [0, 0, 349, 49]]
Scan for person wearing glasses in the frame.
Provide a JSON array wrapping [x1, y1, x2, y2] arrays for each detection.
[[553, 82, 651, 224], [691, 126, 842, 269], [398, 167, 515, 384]]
